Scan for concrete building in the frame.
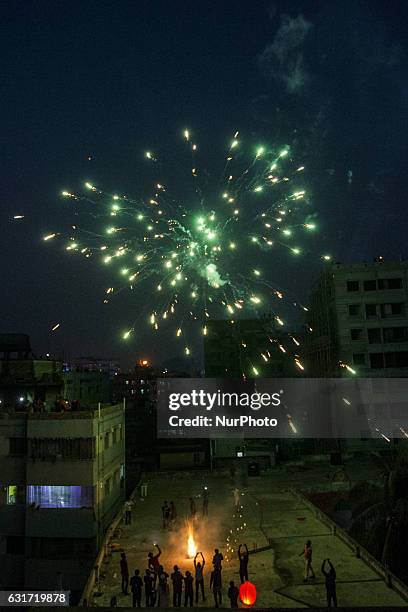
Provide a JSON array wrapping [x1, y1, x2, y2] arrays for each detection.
[[114, 363, 209, 488], [0, 404, 125, 603], [0, 335, 125, 603], [305, 260, 408, 456], [203, 318, 305, 467], [204, 317, 303, 378], [0, 334, 63, 410], [63, 370, 111, 406], [306, 260, 408, 377], [70, 356, 120, 378]]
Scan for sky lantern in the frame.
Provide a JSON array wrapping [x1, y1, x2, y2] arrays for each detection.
[[239, 581, 257, 607]]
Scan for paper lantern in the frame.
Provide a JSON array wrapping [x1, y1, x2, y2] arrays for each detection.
[[239, 581, 257, 607]]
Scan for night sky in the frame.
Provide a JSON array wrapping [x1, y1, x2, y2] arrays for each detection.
[[2, 1, 408, 368]]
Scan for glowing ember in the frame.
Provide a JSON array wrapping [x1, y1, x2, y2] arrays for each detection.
[[187, 523, 197, 558]]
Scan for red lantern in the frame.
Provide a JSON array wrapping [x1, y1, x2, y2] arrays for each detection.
[[239, 581, 257, 607]]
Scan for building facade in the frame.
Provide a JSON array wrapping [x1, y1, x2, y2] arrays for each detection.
[[70, 356, 120, 378], [63, 370, 112, 406], [0, 336, 125, 603], [0, 404, 125, 603], [203, 318, 304, 466], [114, 364, 209, 486], [204, 318, 303, 378], [306, 260, 408, 377]]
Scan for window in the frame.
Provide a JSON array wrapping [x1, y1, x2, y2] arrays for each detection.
[[384, 352, 396, 367], [348, 304, 360, 316], [384, 351, 408, 368], [30, 537, 95, 560], [27, 485, 94, 508], [370, 353, 384, 369], [6, 486, 25, 505], [378, 278, 403, 290], [112, 428, 117, 445], [389, 278, 403, 289], [350, 328, 363, 341], [353, 353, 365, 365], [365, 304, 377, 318], [363, 280, 376, 291], [29, 438, 95, 460], [347, 280, 359, 292], [104, 432, 110, 450], [381, 303, 404, 317], [9, 438, 27, 455], [383, 327, 408, 342], [367, 328, 382, 343]]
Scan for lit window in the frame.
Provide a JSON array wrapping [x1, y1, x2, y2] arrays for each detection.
[[27, 485, 94, 508], [7, 485, 18, 505]]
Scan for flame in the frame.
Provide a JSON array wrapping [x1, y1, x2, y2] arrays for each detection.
[[242, 595, 251, 605], [187, 524, 197, 558]]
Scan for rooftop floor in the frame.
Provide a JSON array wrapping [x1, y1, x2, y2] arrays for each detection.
[[95, 465, 407, 608]]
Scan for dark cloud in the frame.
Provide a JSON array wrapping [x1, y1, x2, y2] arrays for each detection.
[[258, 14, 313, 94]]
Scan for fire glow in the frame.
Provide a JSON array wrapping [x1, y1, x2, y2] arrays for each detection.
[[187, 522, 197, 558]]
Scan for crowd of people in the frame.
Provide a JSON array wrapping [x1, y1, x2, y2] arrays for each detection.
[[117, 494, 338, 608], [117, 538, 337, 609], [16, 396, 84, 414], [118, 545, 245, 608]]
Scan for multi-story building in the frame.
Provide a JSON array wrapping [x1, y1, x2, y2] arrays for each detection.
[[306, 260, 408, 377], [305, 261, 408, 455], [0, 404, 125, 603], [0, 334, 63, 410], [70, 356, 120, 378], [0, 335, 125, 603], [63, 370, 112, 406], [113, 362, 209, 485], [204, 317, 303, 378], [203, 318, 305, 466]]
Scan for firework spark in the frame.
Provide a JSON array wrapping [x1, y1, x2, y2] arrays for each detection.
[[45, 130, 330, 376]]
